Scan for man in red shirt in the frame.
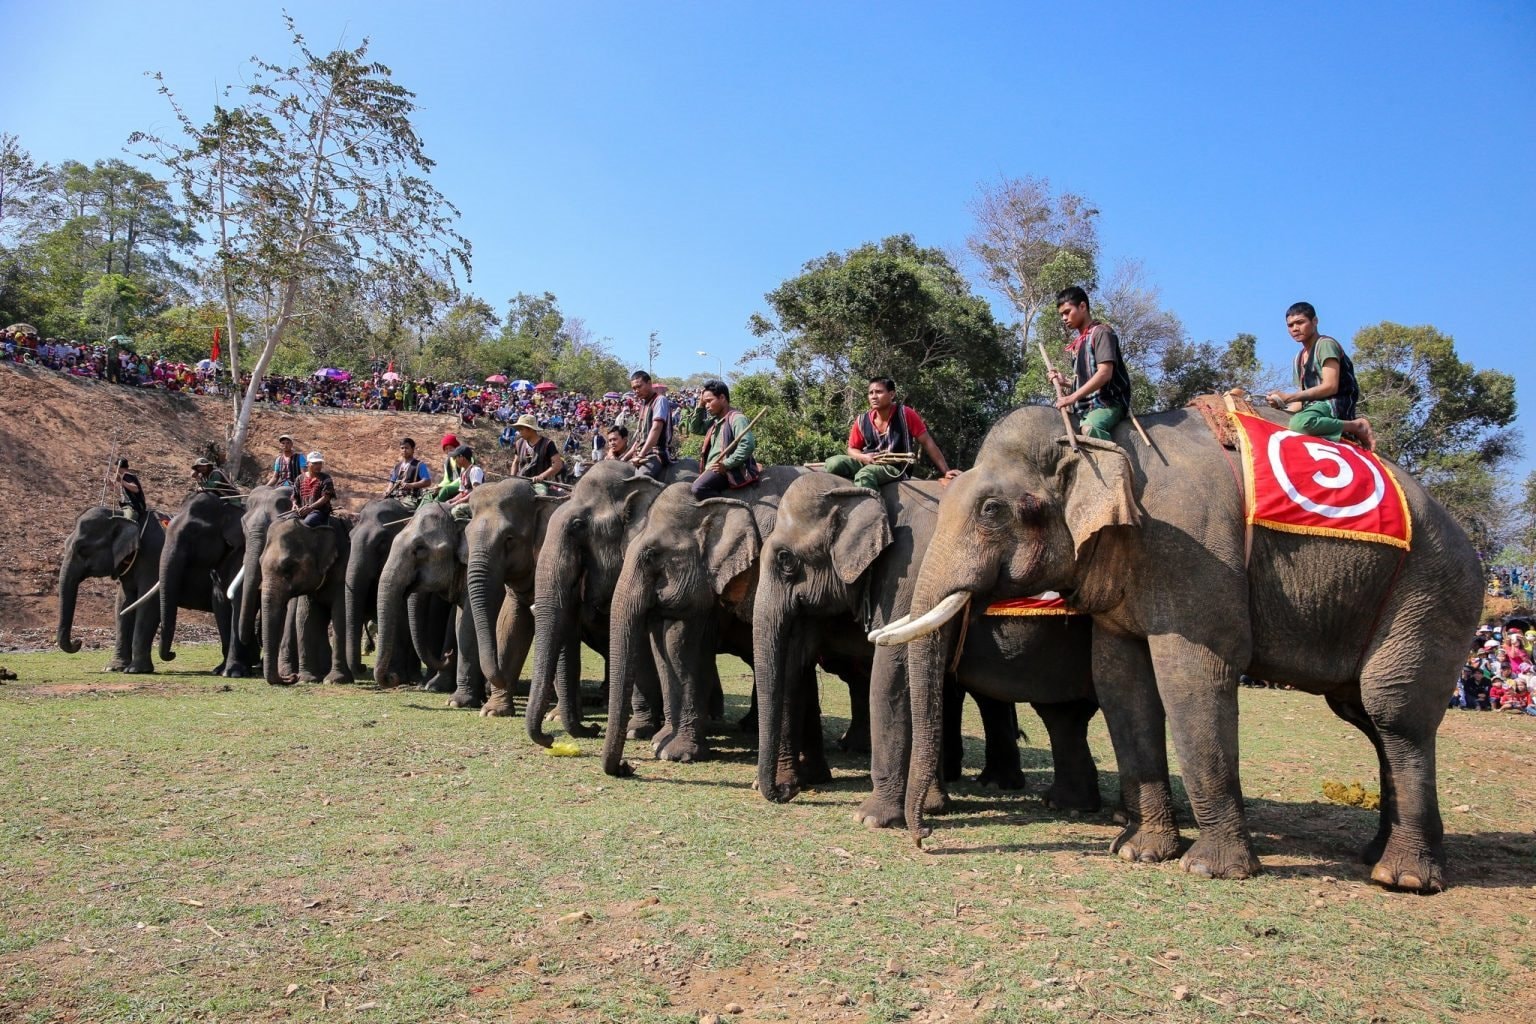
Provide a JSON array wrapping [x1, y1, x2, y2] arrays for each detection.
[[294, 452, 337, 527], [823, 376, 960, 490]]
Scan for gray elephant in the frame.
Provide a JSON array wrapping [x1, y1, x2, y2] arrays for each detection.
[[57, 506, 165, 673], [345, 497, 425, 686], [888, 405, 1480, 892], [603, 468, 808, 773], [464, 480, 565, 717], [157, 491, 254, 677], [260, 516, 352, 686], [527, 459, 695, 747], [375, 501, 484, 707], [755, 474, 1100, 827], [236, 484, 296, 661]]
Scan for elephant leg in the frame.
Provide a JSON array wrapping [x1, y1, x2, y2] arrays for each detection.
[[1357, 645, 1454, 893], [942, 679, 965, 782], [1324, 691, 1393, 864], [655, 619, 710, 763], [447, 606, 485, 708], [1097, 630, 1182, 865], [323, 588, 353, 685], [627, 647, 664, 740], [129, 599, 158, 675], [108, 587, 133, 671], [856, 646, 923, 829], [975, 694, 1027, 791], [295, 597, 325, 682], [840, 671, 871, 754], [483, 603, 534, 717], [426, 606, 457, 693], [1035, 699, 1102, 811], [280, 600, 300, 680], [793, 665, 831, 787], [705, 655, 725, 724], [738, 684, 758, 734], [1146, 633, 1258, 880], [212, 591, 233, 676], [555, 636, 599, 737]]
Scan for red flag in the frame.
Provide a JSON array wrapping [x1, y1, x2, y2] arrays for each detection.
[[387, 359, 395, 373], [211, 327, 221, 362]]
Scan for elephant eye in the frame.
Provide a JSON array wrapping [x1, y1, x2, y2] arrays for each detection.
[[567, 516, 586, 533], [979, 498, 1009, 523], [774, 548, 798, 578]]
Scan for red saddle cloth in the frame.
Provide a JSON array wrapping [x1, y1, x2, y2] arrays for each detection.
[[983, 592, 1076, 616], [1230, 411, 1410, 550]]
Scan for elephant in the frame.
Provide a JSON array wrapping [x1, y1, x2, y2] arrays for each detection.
[[345, 498, 426, 686], [236, 484, 296, 657], [887, 405, 1481, 892], [374, 501, 484, 707], [260, 515, 352, 686], [157, 491, 254, 677], [603, 467, 810, 773], [527, 458, 696, 748], [463, 479, 565, 717], [754, 473, 1100, 827], [57, 506, 165, 673]]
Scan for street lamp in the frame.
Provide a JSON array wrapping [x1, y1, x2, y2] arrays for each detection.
[[696, 350, 723, 378]]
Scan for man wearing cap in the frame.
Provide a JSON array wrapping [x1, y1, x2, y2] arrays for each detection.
[[268, 435, 307, 488], [192, 458, 238, 497], [294, 452, 337, 527], [511, 414, 565, 495], [444, 446, 486, 520], [386, 438, 433, 507], [431, 432, 464, 503]]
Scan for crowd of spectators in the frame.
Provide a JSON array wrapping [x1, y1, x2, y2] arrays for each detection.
[[1486, 565, 1534, 607], [3, 328, 226, 395], [1454, 623, 1536, 715]]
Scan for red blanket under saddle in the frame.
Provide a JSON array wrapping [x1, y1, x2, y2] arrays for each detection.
[[1231, 411, 1411, 550], [983, 592, 1077, 616]]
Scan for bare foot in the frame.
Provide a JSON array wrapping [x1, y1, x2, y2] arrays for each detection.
[[1348, 417, 1375, 452]]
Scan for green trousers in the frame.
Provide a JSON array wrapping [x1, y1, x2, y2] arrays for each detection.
[[824, 453, 906, 490], [1287, 401, 1346, 442], [1079, 405, 1125, 442]]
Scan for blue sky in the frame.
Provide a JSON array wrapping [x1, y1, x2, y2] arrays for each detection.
[[8, 0, 1534, 471]]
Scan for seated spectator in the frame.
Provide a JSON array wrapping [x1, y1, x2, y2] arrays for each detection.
[[1501, 675, 1532, 714]]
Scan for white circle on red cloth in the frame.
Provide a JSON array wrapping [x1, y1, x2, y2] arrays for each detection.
[[1265, 430, 1385, 519]]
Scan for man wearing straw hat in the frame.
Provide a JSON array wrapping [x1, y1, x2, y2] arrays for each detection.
[[823, 376, 959, 491], [510, 414, 565, 495], [192, 457, 238, 497]]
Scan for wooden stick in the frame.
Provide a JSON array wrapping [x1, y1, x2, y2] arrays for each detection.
[[1127, 409, 1153, 447], [1035, 342, 1081, 452]]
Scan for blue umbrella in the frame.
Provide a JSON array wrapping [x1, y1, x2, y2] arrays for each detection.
[[510, 379, 534, 390]]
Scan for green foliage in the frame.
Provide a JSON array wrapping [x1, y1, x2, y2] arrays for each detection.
[[1353, 322, 1518, 546], [1156, 332, 1261, 409], [749, 234, 1019, 470]]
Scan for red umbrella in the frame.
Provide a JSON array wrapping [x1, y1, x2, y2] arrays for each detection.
[[486, 374, 508, 384], [534, 381, 558, 392]]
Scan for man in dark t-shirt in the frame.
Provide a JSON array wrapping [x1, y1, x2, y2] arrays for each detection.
[[621, 370, 674, 479], [116, 458, 147, 521], [511, 414, 564, 495], [1049, 286, 1133, 443], [1266, 301, 1375, 451]]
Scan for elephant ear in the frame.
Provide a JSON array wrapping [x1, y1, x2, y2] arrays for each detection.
[[827, 487, 893, 585], [110, 518, 139, 573], [532, 494, 565, 545], [1057, 436, 1141, 560], [618, 475, 662, 525], [696, 498, 759, 599], [220, 506, 243, 550]]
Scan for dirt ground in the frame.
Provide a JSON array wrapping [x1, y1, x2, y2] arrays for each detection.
[[0, 363, 504, 650]]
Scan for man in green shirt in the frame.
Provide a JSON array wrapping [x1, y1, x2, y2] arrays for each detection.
[[687, 380, 759, 497], [192, 457, 238, 497], [1265, 301, 1375, 451]]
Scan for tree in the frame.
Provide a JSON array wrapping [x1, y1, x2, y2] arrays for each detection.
[[967, 175, 1098, 360], [0, 134, 51, 238], [1155, 332, 1261, 410], [134, 15, 470, 474], [749, 234, 1019, 470], [1353, 321, 1518, 547], [420, 295, 500, 380]]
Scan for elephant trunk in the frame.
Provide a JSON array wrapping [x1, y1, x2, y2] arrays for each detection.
[[345, 543, 373, 678], [374, 562, 410, 684], [904, 582, 963, 845], [237, 526, 266, 647], [262, 582, 290, 686], [56, 560, 85, 654], [157, 546, 187, 662], [601, 561, 648, 776], [753, 578, 800, 801], [527, 536, 580, 748], [467, 552, 508, 691]]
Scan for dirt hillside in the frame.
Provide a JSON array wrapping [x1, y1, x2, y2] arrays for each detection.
[[0, 363, 505, 650]]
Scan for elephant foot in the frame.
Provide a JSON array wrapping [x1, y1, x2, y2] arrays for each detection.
[[977, 765, 1029, 791], [106, 659, 130, 673], [758, 776, 799, 803], [1368, 838, 1444, 893], [608, 759, 636, 779], [326, 672, 354, 686], [1110, 823, 1181, 864], [222, 664, 249, 679], [1359, 825, 1391, 866], [1041, 779, 1101, 811], [124, 663, 155, 675], [480, 693, 515, 717], [268, 675, 299, 687], [649, 724, 676, 753], [737, 709, 757, 734], [656, 733, 708, 763], [853, 794, 905, 829], [837, 727, 871, 755], [426, 676, 456, 694], [1180, 834, 1260, 880], [446, 688, 483, 709], [629, 720, 661, 741], [211, 660, 227, 675], [298, 673, 323, 684]]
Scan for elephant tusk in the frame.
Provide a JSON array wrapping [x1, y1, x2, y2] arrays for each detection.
[[119, 580, 162, 617], [226, 566, 245, 601], [873, 592, 970, 646], [868, 614, 911, 644]]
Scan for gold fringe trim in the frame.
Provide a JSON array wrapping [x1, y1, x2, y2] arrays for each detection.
[[1249, 517, 1412, 551]]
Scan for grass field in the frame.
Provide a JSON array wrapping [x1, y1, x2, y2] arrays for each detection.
[[1, 645, 1532, 1023]]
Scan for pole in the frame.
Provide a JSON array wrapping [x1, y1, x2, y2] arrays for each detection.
[[706, 407, 767, 471], [1035, 343, 1081, 452]]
